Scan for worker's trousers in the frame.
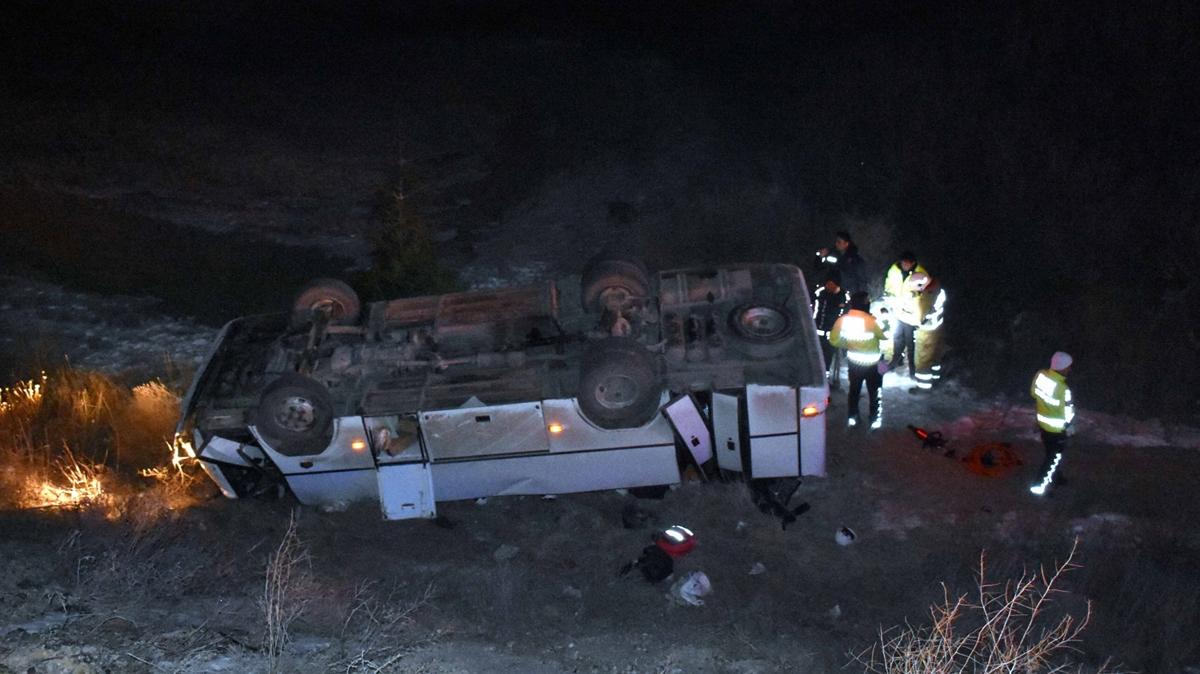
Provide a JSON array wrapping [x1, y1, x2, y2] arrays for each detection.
[[890, 321, 917, 377], [1035, 430, 1068, 488], [847, 361, 882, 424], [819, 336, 843, 390]]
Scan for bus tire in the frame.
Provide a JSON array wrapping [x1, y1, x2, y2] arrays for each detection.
[[254, 373, 335, 456], [577, 337, 664, 429], [291, 278, 361, 328], [581, 253, 650, 314]]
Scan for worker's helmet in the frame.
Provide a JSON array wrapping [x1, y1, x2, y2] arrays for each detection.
[[906, 272, 930, 291], [1050, 351, 1073, 371]]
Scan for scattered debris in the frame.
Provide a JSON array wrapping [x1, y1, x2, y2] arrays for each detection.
[[734, 520, 749, 537], [907, 424, 947, 450], [748, 562, 766, 576], [835, 527, 857, 546], [654, 525, 696, 558], [962, 442, 1023, 478], [493, 544, 520, 562], [670, 571, 712, 606], [828, 604, 842, 619], [541, 494, 557, 500], [752, 479, 810, 530], [474, 497, 489, 506], [618, 544, 674, 583], [562, 585, 583, 599]]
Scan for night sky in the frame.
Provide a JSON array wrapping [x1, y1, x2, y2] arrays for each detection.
[[2, 1, 1198, 419]]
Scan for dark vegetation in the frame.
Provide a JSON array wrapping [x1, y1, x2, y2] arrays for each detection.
[[2, 1, 1197, 421], [355, 184, 459, 301]]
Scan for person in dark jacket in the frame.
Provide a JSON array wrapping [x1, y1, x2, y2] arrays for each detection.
[[833, 231, 869, 296], [812, 270, 851, 390], [815, 231, 869, 297]]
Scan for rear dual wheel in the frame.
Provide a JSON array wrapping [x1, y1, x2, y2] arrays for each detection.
[[577, 337, 664, 430], [291, 278, 361, 329], [580, 254, 650, 314]]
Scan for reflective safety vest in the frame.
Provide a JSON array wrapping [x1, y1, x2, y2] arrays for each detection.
[[829, 309, 886, 365], [919, 284, 946, 331], [1031, 369, 1074, 433], [883, 263, 928, 326]]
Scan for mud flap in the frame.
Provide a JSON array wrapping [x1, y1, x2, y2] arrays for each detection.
[[661, 394, 713, 474], [378, 462, 437, 520]]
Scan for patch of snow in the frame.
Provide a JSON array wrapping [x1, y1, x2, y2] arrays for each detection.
[[1069, 512, 1133, 536], [0, 275, 216, 377]]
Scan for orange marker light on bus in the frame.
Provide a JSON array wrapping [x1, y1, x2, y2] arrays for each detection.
[[351, 439, 367, 451], [548, 423, 564, 434], [802, 404, 821, 417]]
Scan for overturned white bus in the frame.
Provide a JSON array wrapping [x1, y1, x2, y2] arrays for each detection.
[[177, 257, 828, 520]]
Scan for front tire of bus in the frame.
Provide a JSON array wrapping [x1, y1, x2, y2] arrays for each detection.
[[254, 373, 336, 456], [577, 337, 664, 430]]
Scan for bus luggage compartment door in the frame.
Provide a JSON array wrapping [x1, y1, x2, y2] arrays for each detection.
[[712, 392, 744, 472], [662, 394, 713, 469], [378, 462, 436, 520], [746, 385, 799, 478]]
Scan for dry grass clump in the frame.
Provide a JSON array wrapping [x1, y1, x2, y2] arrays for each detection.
[[853, 541, 1119, 674], [0, 367, 207, 515]]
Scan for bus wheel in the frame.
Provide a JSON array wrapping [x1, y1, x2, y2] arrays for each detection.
[[577, 337, 664, 429], [580, 253, 650, 314], [727, 303, 794, 358], [254, 373, 335, 456], [291, 278, 361, 329]]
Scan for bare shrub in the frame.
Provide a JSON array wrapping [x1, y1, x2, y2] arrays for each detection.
[[335, 580, 438, 672], [852, 541, 1119, 674], [261, 511, 312, 674]]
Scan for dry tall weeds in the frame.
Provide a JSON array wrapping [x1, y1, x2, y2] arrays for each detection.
[[262, 511, 312, 674], [0, 368, 200, 511], [853, 540, 1116, 674]]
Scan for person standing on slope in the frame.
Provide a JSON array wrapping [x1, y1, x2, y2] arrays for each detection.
[[1029, 351, 1076, 496], [829, 292, 887, 430]]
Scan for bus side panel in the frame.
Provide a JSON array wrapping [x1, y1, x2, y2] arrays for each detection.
[[798, 384, 828, 477], [429, 444, 679, 501], [427, 399, 680, 501], [251, 417, 379, 507]]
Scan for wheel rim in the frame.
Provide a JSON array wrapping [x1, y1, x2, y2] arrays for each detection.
[[275, 396, 318, 432], [736, 305, 789, 340], [310, 298, 346, 320], [593, 374, 641, 410]]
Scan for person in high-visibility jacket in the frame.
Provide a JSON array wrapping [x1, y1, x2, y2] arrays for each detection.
[[913, 275, 947, 390], [882, 252, 927, 377], [1029, 351, 1076, 496], [830, 291, 886, 429]]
